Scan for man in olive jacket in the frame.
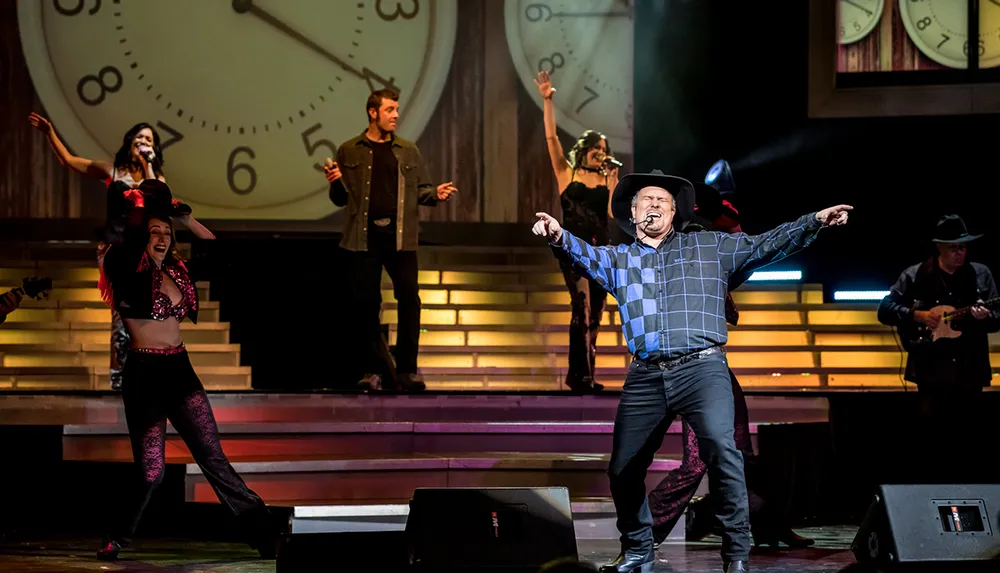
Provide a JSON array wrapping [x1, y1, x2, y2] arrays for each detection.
[[325, 89, 457, 392]]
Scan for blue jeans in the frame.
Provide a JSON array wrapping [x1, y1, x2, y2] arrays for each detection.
[[608, 351, 750, 562]]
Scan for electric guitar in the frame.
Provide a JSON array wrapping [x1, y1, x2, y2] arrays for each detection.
[[16, 276, 53, 300], [908, 297, 1000, 345]]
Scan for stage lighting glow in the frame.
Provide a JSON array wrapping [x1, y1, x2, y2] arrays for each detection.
[[833, 290, 890, 301], [704, 159, 736, 195], [706, 162, 723, 184], [746, 270, 802, 281]]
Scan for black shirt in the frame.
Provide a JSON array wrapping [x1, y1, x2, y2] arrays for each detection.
[[368, 140, 399, 233]]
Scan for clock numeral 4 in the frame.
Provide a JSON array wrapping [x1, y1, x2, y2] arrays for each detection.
[[375, 0, 419, 21], [54, 0, 101, 16], [227, 147, 257, 196], [363, 67, 401, 95], [302, 124, 336, 172], [538, 52, 564, 74], [576, 86, 599, 114], [524, 4, 552, 22], [76, 66, 122, 107], [156, 121, 184, 151]]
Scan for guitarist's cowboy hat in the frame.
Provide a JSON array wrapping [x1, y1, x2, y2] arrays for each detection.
[[932, 214, 982, 243]]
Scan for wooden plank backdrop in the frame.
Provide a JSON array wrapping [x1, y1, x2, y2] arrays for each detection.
[[0, 0, 632, 224], [837, 1, 952, 72]]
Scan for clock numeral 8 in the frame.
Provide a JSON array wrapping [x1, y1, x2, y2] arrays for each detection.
[[964, 39, 986, 57], [537, 52, 564, 74], [376, 0, 419, 21], [525, 4, 552, 22], [916, 17, 932, 30], [76, 66, 122, 107], [302, 124, 336, 172], [54, 0, 101, 16], [227, 147, 257, 196]]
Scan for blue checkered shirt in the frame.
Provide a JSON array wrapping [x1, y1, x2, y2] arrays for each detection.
[[552, 213, 824, 360]]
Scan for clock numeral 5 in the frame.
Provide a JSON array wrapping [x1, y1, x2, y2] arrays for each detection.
[[302, 124, 336, 172], [76, 66, 122, 107], [156, 121, 184, 151], [54, 0, 101, 16], [363, 67, 401, 95], [376, 0, 419, 21], [227, 147, 257, 196]]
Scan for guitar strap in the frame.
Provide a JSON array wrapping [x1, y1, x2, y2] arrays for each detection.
[[912, 257, 980, 309]]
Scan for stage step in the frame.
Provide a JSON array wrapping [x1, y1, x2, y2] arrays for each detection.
[[62, 420, 752, 462], [0, 322, 231, 345], [0, 278, 210, 302], [0, 364, 251, 391], [5, 300, 221, 324], [184, 453, 683, 505], [0, 343, 240, 368]]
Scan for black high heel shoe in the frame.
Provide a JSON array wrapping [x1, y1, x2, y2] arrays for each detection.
[[96, 538, 124, 561], [752, 527, 814, 549]]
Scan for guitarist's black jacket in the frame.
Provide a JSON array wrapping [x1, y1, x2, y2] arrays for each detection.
[[878, 257, 1000, 389]]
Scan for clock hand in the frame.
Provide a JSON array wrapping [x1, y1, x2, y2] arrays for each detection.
[[841, 0, 872, 17], [232, 0, 365, 81]]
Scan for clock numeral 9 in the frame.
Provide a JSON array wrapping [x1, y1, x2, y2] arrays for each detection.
[[525, 4, 552, 22], [964, 39, 986, 57], [302, 124, 336, 172], [227, 147, 257, 196], [54, 0, 101, 16], [537, 52, 565, 74], [76, 66, 123, 107], [363, 67, 401, 95], [376, 0, 419, 21], [916, 17, 931, 30]]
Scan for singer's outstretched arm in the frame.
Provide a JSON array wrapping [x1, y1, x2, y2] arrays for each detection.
[[716, 213, 823, 277], [29, 113, 113, 180]]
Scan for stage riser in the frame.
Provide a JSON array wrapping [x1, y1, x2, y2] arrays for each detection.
[[0, 328, 229, 345]]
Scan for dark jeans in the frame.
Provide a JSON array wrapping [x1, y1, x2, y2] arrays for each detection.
[[559, 261, 607, 387], [347, 231, 421, 380], [610, 352, 750, 562], [114, 350, 271, 544]]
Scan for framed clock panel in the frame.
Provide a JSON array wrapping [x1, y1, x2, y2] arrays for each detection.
[[504, 0, 633, 153], [18, 0, 457, 219]]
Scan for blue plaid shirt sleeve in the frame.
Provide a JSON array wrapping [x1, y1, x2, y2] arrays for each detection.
[[552, 229, 618, 293], [717, 212, 823, 276]]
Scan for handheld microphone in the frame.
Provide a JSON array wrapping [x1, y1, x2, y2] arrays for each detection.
[[603, 155, 624, 168], [138, 144, 155, 162]]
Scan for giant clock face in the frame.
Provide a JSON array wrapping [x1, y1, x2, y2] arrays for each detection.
[[504, 0, 633, 153], [838, 0, 883, 45], [899, 0, 1000, 69], [18, 0, 457, 219]]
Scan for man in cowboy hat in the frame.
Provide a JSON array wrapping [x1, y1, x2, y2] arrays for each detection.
[[878, 214, 999, 392], [533, 169, 851, 573]]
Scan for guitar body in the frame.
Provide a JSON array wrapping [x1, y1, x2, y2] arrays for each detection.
[[927, 305, 961, 342]]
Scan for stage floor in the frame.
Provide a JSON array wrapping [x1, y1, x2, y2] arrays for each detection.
[[0, 526, 860, 572]]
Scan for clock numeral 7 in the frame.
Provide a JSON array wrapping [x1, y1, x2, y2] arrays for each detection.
[[302, 124, 336, 172], [76, 66, 122, 107], [54, 0, 101, 16], [156, 121, 184, 151], [363, 67, 401, 95], [227, 147, 257, 196], [576, 87, 599, 114], [376, 0, 419, 21]]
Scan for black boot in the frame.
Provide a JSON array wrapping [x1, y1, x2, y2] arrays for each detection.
[[598, 548, 654, 573], [96, 538, 125, 561], [724, 560, 749, 572], [397, 372, 426, 392]]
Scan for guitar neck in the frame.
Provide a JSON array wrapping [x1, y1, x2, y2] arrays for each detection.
[[945, 297, 1000, 321]]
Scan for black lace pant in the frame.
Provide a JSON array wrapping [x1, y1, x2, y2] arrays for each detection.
[[112, 350, 269, 543], [559, 261, 607, 388]]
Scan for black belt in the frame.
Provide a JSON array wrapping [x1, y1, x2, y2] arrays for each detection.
[[634, 346, 724, 370]]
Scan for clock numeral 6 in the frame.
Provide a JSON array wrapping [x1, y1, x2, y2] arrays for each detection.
[[525, 4, 552, 22], [964, 39, 986, 57], [227, 147, 257, 196], [76, 66, 122, 107], [54, 0, 101, 16], [302, 124, 336, 172], [376, 0, 419, 21], [538, 52, 564, 74]]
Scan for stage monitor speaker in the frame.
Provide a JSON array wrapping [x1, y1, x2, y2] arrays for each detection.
[[276, 530, 407, 573], [405, 486, 578, 572], [852, 484, 1000, 570]]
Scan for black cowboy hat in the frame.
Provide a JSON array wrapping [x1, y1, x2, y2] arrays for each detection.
[[611, 169, 695, 237], [137, 179, 191, 218], [932, 214, 982, 243], [692, 182, 739, 224]]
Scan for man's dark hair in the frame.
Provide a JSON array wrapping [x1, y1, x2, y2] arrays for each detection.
[[366, 89, 399, 122]]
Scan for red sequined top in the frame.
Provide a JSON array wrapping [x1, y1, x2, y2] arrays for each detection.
[[102, 246, 202, 324]]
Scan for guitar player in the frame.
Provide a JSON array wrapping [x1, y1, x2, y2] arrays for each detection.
[[877, 215, 998, 482], [0, 289, 23, 326]]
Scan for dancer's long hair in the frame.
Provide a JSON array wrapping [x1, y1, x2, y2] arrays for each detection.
[[112, 122, 164, 178], [567, 130, 612, 171]]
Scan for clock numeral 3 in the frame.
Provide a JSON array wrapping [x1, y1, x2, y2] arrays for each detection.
[[964, 39, 986, 57], [525, 4, 552, 22], [156, 121, 184, 151], [363, 67, 401, 95], [376, 0, 419, 21], [302, 124, 336, 172], [537, 52, 564, 74], [227, 147, 257, 196], [576, 86, 599, 114], [54, 0, 101, 16], [76, 66, 122, 107]]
